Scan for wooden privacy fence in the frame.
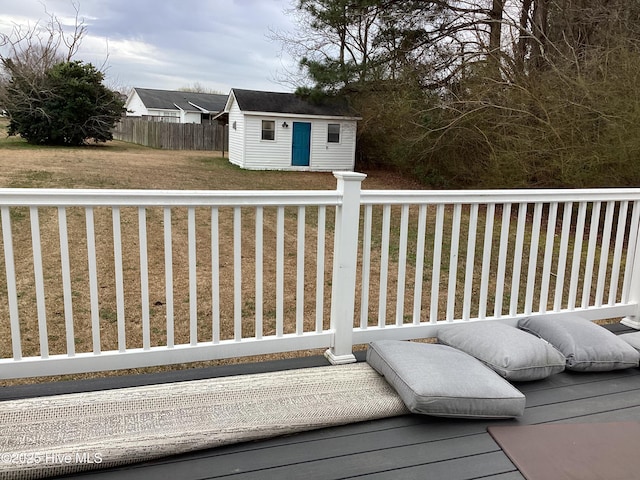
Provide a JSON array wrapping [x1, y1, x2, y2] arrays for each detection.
[[2, 173, 640, 379], [112, 118, 228, 152]]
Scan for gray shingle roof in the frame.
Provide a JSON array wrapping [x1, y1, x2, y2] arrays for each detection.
[[231, 89, 358, 117], [134, 88, 227, 113]]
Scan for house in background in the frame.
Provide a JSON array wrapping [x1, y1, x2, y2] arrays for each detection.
[[125, 88, 228, 124], [221, 89, 360, 171]]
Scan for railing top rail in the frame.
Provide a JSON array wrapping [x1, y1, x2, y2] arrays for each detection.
[[0, 188, 342, 207], [361, 188, 640, 205]]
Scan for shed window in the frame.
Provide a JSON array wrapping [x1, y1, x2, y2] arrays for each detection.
[[261, 120, 275, 141], [328, 123, 340, 143]]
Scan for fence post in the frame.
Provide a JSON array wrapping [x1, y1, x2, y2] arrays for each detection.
[[622, 217, 640, 329], [326, 171, 367, 365]]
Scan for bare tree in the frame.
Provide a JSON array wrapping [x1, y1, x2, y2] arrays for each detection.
[[0, 2, 86, 73], [0, 3, 87, 112]]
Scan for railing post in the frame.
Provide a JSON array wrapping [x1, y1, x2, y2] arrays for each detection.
[[622, 216, 640, 329], [325, 171, 367, 365]]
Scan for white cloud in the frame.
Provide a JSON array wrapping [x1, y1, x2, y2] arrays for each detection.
[[0, 0, 300, 93]]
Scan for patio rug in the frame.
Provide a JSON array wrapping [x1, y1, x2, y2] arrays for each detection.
[[0, 363, 408, 480], [488, 422, 640, 480]]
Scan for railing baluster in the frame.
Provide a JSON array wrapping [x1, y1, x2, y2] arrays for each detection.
[[58, 207, 75, 356], [359, 204, 372, 329], [395, 204, 409, 325], [1, 207, 22, 361], [479, 204, 495, 319], [430, 204, 445, 323], [524, 203, 543, 315], [316, 206, 326, 333], [85, 207, 100, 354], [447, 204, 462, 322], [553, 202, 573, 311], [210, 207, 219, 344], [495, 203, 512, 318], [163, 207, 175, 348], [188, 207, 197, 345], [233, 207, 242, 341], [276, 206, 284, 337], [568, 202, 587, 310], [539, 202, 558, 313], [463, 204, 478, 321], [255, 207, 263, 339], [378, 205, 391, 326], [595, 201, 615, 307], [138, 207, 150, 350], [296, 206, 305, 335], [582, 202, 601, 309], [609, 201, 629, 305], [413, 205, 427, 324], [112, 207, 126, 352], [621, 201, 640, 303], [509, 203, 527, 316], [29, 207, 48, 358]]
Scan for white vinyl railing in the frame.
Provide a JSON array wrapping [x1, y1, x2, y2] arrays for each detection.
[[1, 172, 640, 379]]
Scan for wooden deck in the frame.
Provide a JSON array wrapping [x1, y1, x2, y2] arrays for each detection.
[[5, 324, 640, 480]]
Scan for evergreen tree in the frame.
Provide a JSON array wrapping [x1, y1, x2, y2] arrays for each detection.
[[5, 60, 124, 146]]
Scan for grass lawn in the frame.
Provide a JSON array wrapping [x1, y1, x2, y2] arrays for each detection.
[[0, 121, 417, 192], [0, 125, 625, 385]]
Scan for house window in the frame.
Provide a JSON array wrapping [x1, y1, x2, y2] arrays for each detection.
[[261, 120, 275, 141], [328, 123, 340, 143]]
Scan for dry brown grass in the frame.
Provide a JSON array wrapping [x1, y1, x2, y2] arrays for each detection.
[[0, 126, 425, 385], [0, 126, 625, 386]]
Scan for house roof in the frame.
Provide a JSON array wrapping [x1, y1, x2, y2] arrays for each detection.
[[133, 88, 228, 113], [230, 89, 359, 118]]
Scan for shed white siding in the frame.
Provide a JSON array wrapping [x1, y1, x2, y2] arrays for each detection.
[[308, 120, 357, 171], [227, 100, 245, 167], [243, 115, 293, 170], [238, 115, 356, 171]]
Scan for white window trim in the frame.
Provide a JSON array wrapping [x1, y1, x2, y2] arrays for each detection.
[[261, 120, 276, 142], [327, 123, 341, 144]]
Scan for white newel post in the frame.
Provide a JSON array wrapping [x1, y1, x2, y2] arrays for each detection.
[[622, 216, 640, 329], [325, 171, 367, 364]]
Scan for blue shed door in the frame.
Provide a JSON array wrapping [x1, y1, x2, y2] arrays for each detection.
[[292, 122, 311, 166]]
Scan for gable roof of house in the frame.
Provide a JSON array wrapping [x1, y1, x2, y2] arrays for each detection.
[[133, 88, 228, 113], [230, 89, 359, 118]]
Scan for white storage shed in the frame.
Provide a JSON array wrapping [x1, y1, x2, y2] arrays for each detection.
[[223, 89, 360, 171]]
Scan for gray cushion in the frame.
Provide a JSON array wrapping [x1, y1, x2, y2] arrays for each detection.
[[437, 322, 566, 381], [366, 340, 525, 418], [518, 316, 640, 371], [619, 331, 640, 352]]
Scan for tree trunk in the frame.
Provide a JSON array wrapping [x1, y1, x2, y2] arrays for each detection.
[[488, 0, 505, 76]]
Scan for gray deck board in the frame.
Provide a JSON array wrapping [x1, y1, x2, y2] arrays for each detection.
[[56, 367, 640, 480], [4, 323, 638, 480]]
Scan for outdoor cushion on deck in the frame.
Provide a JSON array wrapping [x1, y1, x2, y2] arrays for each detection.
[[619, 331, 640, 352], [437, 322, 566, 381], [0, 363, 408, 479], [366, 340, 525, 418], [518, 316, 640, 371]]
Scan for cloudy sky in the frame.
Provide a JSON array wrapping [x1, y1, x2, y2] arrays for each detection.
[[0, 0, 302, 94]]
